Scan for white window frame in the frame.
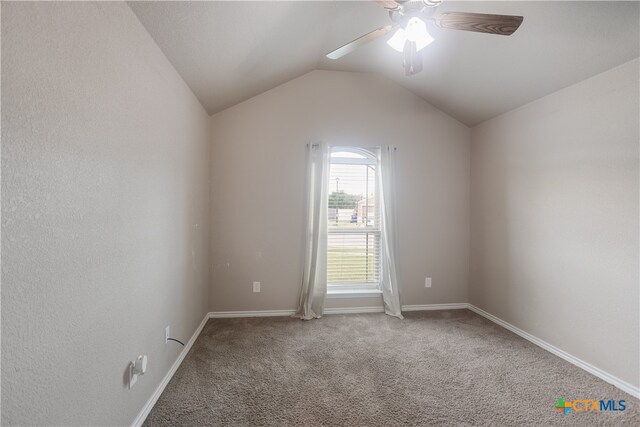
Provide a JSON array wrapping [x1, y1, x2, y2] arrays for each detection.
[[326, 146, 383, 298]]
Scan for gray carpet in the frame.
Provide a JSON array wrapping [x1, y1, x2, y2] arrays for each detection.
[[144, 310, 638, 426]]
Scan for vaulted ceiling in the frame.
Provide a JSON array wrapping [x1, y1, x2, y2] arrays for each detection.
[[129, 1, 639, 126]]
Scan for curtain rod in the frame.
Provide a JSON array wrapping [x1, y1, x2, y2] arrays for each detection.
[[308, 143, 396, 150]]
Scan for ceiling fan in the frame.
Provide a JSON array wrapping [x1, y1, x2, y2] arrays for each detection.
[[326, 0, 523, 76]]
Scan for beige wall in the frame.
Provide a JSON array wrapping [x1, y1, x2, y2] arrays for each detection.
[[1, 2, 210, 425], [470, 59, 639, 387], [210, 70, 470, 312]]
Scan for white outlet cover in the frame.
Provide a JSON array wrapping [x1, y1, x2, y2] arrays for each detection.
[[253, 281, 261, 293], [129, 355, 148, 389], [129, 363, 138, 389], [425, 277, 432, 288], [165, 326, 170, 344]]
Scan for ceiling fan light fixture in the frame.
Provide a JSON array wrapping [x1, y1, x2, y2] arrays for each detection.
[[405, 17, 433, 52], [388, 17, 433, 54], [387, 28, 406, 52]]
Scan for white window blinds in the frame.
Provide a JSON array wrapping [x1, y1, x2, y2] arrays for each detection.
[[327, 148, 381, 287]]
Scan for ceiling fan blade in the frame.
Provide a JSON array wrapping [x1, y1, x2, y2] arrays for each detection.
[[435, 12, 523, 36], [374, 1, 401, 10], [326, 25, 393, 60]]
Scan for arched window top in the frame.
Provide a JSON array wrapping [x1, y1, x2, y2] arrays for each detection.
[[332, 151, 366, 159], [330, 146, 377, 165]]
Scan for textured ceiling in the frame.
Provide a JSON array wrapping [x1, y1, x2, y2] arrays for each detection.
[[129, 1, 639, 125]]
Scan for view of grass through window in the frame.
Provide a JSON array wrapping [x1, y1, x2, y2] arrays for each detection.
[[327, 149, 380, 285]]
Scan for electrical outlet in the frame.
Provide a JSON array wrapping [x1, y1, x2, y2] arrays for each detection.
[[253, 281, 261, 293], [165, 326, 170, 344], [129, 363, 138, 388], [425, 277, 432, 288], [129, 354, 148, 389]]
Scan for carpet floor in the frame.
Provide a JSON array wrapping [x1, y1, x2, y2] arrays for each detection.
[[144, 310, 638, 426]]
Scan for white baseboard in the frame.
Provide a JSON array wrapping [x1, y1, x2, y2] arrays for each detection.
[[209, 309, 296, 318], [208, 303, 465, 318], [402, 303, 468, 311], [208, 307, 384, 317], [131, 313, 209, 427], [324, 306, 384, 314], [467, 304, 640, 399]]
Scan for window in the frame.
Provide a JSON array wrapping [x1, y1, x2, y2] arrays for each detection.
[[327, 147, 381, 295]]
